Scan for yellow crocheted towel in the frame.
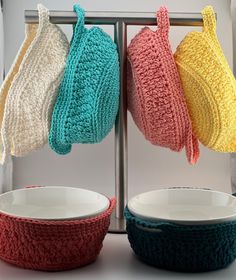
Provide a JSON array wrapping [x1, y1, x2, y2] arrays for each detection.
[[174, 6, 236, 152]]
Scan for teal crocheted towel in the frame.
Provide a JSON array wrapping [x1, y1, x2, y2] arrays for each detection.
[[49, 4, 120, 154], [125, 206, 236, 272]]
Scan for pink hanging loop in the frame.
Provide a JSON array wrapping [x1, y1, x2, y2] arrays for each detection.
[[157, 6, 170, 36]]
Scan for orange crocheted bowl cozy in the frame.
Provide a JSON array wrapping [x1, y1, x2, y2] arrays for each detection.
[[127, 6, 199, 164], [0, 197, 115, 271]]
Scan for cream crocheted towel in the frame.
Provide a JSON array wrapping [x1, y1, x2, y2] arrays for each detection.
[[0, 4, 69, 163], [0, 18, 37, 163]]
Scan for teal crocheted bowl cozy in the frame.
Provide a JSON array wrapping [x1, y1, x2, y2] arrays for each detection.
[[49, 4, 120, 155], [124, 203, 236, 272]]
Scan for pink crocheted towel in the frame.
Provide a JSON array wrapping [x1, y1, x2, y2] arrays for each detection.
[[0, 195, 116, 271], [127, 6, 199, 164]]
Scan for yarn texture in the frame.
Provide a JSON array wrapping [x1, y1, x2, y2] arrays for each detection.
[[127, 7, 199, 164], [125, 206, 236, 272], [49, 4, 120, 155], [0, 195, 115, 271], [0, 19, 37, 162], [0, 4, 69, 164], [174, 6, 236, 152]]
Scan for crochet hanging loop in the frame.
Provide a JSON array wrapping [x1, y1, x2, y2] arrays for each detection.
[[202, 6, 216, 35], [37, 4, 50, 26], [73, 4, 85, 36], [156, 6, 169, 36]]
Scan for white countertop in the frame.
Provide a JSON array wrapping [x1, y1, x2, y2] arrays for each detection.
[[0, 233, 236, 280]]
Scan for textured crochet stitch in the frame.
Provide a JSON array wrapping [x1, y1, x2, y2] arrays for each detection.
[[127, 6, 199, 164], [0, 4, 69, 164], [49, 4, 120, 155], [0, 192, 116, 271], [125, 206, 236, 272], [174, 6, 236, 152], [0, 28, 36, 162]]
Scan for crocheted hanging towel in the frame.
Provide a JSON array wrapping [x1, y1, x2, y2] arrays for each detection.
[[0, 18, 38, 162], [49, 4, 119, 155], [127, 6, 199, 164], [0, 4, 69, 164], [174, 6, 236, 152]]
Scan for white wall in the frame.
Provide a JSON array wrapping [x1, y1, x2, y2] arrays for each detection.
[[2, 0, 233, 198]]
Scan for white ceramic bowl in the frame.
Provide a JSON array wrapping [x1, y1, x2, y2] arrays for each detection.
[[0, 186, 110, 220], [128, 188, 236, 225]]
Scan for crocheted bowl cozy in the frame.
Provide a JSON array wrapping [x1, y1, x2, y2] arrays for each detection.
[[125, 199, 236, 272], [174, 6, 236, 152], [127, 7, 199, 165], [49, 4, 120, 155], [0, 4, 69, 164], [0, 197, 115, 271]]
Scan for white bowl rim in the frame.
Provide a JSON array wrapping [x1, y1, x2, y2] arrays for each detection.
[[128, 188, 236, 225], [0, 186, 110, 220]]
